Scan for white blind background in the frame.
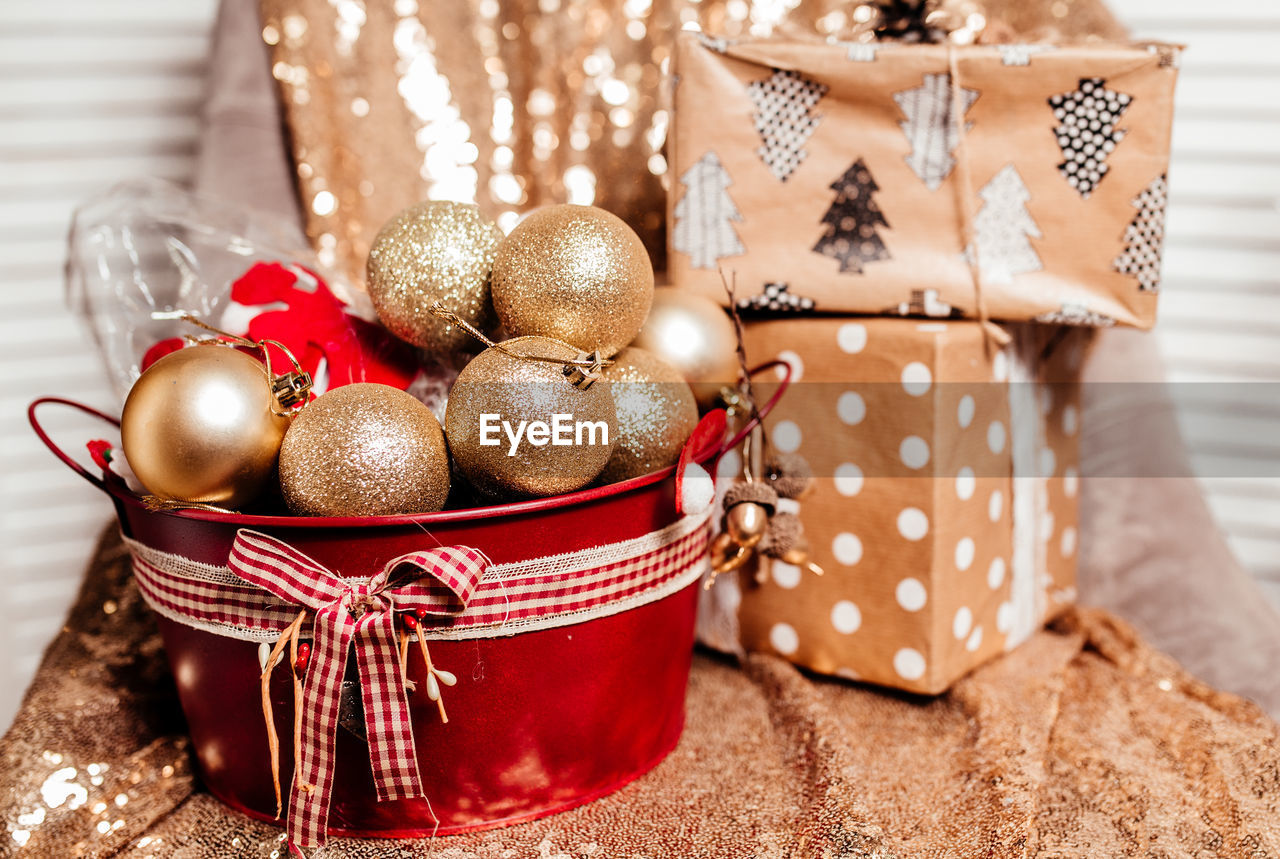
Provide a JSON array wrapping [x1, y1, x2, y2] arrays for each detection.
[[0, 0, 1277, 731]]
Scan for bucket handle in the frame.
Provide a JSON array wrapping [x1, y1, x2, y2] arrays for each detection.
[[27, 397, 120, 493]]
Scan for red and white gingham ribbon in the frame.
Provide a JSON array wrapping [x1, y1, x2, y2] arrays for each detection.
[[123, 511, 711, 852], [228, 530, 489, 851]]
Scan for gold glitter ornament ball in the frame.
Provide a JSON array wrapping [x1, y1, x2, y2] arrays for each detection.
[[599, 347, 700, 484], [366, 201, 504, 360], [490, 205, 654, 358], [121, 346, 290, 508], [278, 383, 450, 516], [632, 288, 741, 409], [445, 336, 617, 499]]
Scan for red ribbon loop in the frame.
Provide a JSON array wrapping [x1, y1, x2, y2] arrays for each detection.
[[227, 529, 490, 850]]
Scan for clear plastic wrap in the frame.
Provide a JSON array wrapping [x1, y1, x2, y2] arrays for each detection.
[[65, 178, 454, 417], [66, 178, 357, 401]]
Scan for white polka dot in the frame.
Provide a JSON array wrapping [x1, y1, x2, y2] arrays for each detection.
[[1062, 404, 1079, 436], [897, 507, 929, 541], [955, 537, 975, 571], [837, 323, 867, 354], [953, 607, 973, 639], [966, 626, 984, 652], [832, 532, 863, 566], [1041, 511, 1055, 541], [893, 648, 926, 681], [996, 602, 1014, 634], [769, 622, 799, 655], [987, 421, 1006, 454], [776, 350, 803, 382], [773, 420, 802, 453], [901, 362, 932, 396], [988, 490, 1003, 522], [993, 350, 1009, 383], [1039, 447, 1057, 478], [896, 577, 927, 611], [899, 435, 930, 469], [988, 557, 1006, 589], [831, 600, 861, 634], [916, 322, 948, 333], [717, 448, 741, 480], [1039, 386, 1053, 416], [834, 463, 864, 497], [837, 391, 866, 425], [834, 666, 860, 680], [957, 394, 975, 428], [1061, 526, 1077, 558], [1064, 466, 1079, 498], [772, 560, 801, 589], [956, 467, 975, 500]]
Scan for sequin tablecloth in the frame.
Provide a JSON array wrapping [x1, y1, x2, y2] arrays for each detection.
[[3, 526, 1279, 857]]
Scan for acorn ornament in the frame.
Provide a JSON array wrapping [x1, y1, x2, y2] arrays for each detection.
[[754, 452, 824, 584], [490, 204, 654, 358], [120, 316, 311, 509], [708, 443, 823, 589]]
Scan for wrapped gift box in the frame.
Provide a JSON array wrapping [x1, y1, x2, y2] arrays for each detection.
[[699, 317, 1085, 694], [668, 34, 1181, 328]]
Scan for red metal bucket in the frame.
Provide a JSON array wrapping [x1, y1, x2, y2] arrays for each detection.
[[29, 374, 783, 841]]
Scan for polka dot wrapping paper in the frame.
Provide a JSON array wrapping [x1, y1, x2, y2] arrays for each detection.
[[701, 318, 1087, 694], [668, 35, 1181, 329]]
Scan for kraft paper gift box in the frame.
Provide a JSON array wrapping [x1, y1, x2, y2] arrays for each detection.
[[668, 33, 1181, 328], [698, 317, 1085, 694]]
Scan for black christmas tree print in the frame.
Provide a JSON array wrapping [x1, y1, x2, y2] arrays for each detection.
[[1048, 77, 1132, 198], [1113, 174, 1168, 291], [737, 282, 817, 314], [746, 69, 828, 182], [672, 151, 745, 270], [811, 159, 891, 274]]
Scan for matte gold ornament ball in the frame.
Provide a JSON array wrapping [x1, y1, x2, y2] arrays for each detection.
[[490, 204, 654, 358], [632, 288, 740, 408], [599, 347, 699, 484], [278, 383, 450, 516], [366, 200, 504, 360], [120, 346, 290, 507], [445, 336, 617, 499]]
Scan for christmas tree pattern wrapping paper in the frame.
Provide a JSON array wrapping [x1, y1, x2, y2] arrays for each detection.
[[698, 318, 1085, 694], [669, 35, 1181, 328]]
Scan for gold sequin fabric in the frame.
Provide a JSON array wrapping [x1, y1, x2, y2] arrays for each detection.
[[259, 0, 1126, 290], [4, 528, 1280, 856]]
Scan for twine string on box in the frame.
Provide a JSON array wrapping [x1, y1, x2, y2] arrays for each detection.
[[946, 46, 1013, 355]]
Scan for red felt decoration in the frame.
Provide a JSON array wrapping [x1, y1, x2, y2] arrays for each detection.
[[229, 262, 420, 392], [140, 337, 187, 372]]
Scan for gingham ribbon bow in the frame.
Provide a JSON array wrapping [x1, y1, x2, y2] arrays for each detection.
[[227, 529, 490, 851]]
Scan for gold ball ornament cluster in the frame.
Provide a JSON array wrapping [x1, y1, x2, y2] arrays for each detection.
[[278, 383, 450, 516], [491, 204, 654, 358], [366, 201, 504, 360], [121, 346, 291, 507], [632, 288, 740, 408], [445, 336, 617, 499], [599, 348, 699, 484]]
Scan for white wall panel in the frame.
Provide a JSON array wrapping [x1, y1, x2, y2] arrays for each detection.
[[0, 0, 219, 733]]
